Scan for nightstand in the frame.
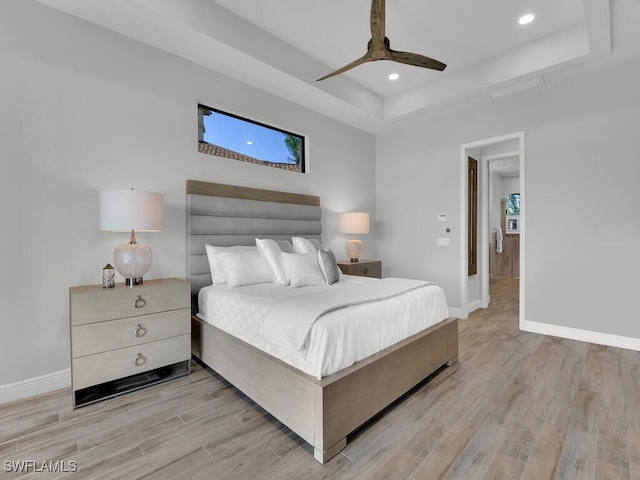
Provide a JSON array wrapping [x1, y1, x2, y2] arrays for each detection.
[[337, 260, 382, 279], [69, 278, 191, 407]]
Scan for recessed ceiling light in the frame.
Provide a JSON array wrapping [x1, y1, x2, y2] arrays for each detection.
[[518, 14, 534, 25], [388, 73, 399, 80]]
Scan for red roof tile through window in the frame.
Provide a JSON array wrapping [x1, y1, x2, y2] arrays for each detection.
[[198, 142, 299, 172]]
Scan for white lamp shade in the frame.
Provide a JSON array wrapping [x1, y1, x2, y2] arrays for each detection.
[[339, 212, 370, 234], [100, 190, 163, 232]]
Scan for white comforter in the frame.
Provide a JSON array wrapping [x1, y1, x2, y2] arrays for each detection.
[[198, 275, 449, 379]]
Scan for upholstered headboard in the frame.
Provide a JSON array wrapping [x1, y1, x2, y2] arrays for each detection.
[[186, 180, 322, 301]]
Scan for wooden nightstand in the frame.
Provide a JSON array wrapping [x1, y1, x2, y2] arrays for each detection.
[[69, 278, 191, 407], [337, 260, 382, 279]]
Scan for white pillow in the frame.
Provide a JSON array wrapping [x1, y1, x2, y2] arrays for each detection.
[[282, 252, 325, 288], [292, 237, 318, 254], [317, 249, 340, 285], [205, 245, 256, 284], [255, 238, 290, 286], [223, 251, 272, 288]]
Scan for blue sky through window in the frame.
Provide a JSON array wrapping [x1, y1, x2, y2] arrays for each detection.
[[202, 110, 296, 164]]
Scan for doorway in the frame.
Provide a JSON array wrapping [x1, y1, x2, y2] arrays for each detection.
[[459, 132, 525, 328]]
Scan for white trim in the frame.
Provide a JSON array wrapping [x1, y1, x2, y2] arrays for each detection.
[[480, 155, 490, 308], [0, 369, 71, 405], [460, 148, 468, 319], [518, 134, 526, 331], [448, 307, 465, 319], [467, 299, 483, 314], [522, 321, 640, 352], [482, 151, 521, 161]]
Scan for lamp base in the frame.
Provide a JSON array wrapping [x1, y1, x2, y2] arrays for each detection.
[[345, 238, 363, 263], [113, 231, 153, 287]]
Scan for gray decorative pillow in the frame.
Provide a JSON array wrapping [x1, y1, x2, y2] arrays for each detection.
[[276, 240, 295, 253], [317, 249, 340, 285], [309, 238, 323, 251]]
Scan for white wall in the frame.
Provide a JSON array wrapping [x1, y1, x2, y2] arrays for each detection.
[[377, 54, 640, 341], [0, 1, 375, 387], [501, 177, 520, 200], [489, 172, 502, 232], [487, 173, 519, 277]]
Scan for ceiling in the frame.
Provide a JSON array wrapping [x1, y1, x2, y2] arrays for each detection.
[[35, 0, 629, 133], [212, 0, 586, 98], [490, 156, 520, 177]]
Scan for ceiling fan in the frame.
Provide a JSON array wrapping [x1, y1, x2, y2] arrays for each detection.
[[317, 0, 447, 81]]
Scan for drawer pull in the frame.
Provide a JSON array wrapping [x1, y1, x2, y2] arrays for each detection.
[[363, 267, 369, 275], [133, 295, 146, 309], [134, 353, 146, 366], [135, 324, 147, 337]]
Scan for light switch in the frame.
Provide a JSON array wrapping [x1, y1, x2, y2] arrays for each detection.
[[437, 237, 450, 247]]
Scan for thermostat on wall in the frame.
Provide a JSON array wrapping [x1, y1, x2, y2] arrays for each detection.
[[438, 213, 448, 223]]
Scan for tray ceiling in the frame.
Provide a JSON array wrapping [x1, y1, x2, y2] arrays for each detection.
[[36, 0, 620, 133]]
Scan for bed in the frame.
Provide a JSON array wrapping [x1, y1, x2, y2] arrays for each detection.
[[186, 179, 458, 463]]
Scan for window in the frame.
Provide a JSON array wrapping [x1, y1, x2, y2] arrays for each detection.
[[505, 193, 520, 233], [197, 104, 305, 173], [506, 193, 520, 215]]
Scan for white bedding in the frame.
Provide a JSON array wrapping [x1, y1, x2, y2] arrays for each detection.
[[197, 275, 449, 379]]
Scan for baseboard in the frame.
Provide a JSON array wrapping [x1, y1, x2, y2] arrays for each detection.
[[522, 320, 640, 351], [0, 369, 71, 405], [467, 299, 483, 314], [448, 307, 465, 319]]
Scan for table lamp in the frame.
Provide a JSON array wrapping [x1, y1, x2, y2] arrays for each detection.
[[99, 189, 163, 286], [339, 212, 369, 263]]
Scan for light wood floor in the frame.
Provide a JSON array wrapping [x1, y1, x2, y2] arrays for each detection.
[[2, 277, 639, 479]]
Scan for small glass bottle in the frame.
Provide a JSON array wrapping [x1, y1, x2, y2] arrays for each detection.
[[102, 263, 115, 288]]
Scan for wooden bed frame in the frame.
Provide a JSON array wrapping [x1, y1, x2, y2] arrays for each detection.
[[186, 180, 458, 463]]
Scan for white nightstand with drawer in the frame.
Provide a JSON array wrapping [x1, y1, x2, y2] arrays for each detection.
[[69, 277, 191, 407]]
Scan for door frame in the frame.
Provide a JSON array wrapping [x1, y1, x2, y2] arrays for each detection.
[[481, 150, 521, 307], [459, 131, 525, 326]]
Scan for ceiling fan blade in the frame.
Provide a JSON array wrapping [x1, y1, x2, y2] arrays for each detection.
[[316, 55, 373, 81], [317, 0, 447, 80], [388, 49, 447, 71], [370, 0, 385, 43]]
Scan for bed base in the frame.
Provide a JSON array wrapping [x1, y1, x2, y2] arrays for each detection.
[[186, 180, 458, 462], [191, 315, 458, 463]]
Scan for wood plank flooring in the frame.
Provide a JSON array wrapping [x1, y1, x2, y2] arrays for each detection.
[[1, 277, 639, 479]]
